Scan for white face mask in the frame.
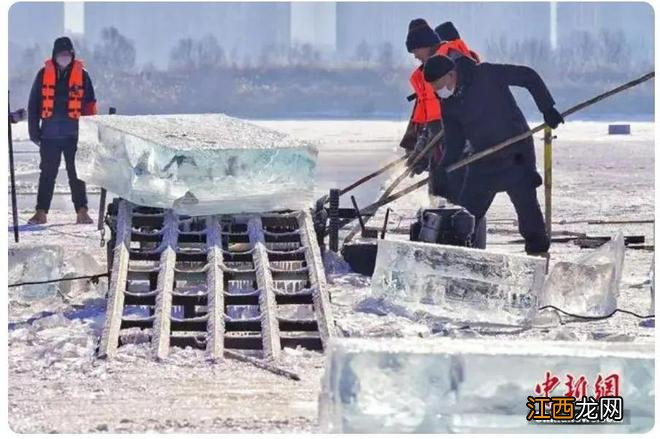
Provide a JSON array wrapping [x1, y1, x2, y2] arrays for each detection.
[[438, 85, 455, 99], [56, 55, 72, 68]]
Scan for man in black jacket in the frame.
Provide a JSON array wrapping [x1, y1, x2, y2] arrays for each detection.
[[422, 54, 564, 255], [27, 36, 97, 225]]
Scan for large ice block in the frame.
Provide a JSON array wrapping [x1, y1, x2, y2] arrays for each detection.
[[541, 232, 625, 317], [77, 114, 318, 214], [370, 239, 546, 326], [9, 244, 64, 299], [319, 338, 654, 433]]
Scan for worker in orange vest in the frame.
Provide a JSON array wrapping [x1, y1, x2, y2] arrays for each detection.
[[400, 19, 479, 177], [27, 37, 97, 225], [435, 21, 481, 62]]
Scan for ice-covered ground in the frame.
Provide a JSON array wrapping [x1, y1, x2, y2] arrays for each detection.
[[7, 120, 654, 432]]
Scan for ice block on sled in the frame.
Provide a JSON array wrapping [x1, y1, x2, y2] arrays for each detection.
[[319, 337, 654, 433], [541, 232, 625, 317], [77, 114, 318, 214], [370, 239, 546, 326]]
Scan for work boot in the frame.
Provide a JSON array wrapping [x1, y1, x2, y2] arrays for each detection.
[[27, 209, 47, 225], [76, 207, 94, 224]]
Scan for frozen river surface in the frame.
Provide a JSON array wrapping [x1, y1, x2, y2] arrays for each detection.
[[7, 120, 655, 432]]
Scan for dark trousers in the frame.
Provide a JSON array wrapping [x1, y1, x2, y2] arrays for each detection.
[[458, 169, 550, 254], [36, 138, 88, 213]]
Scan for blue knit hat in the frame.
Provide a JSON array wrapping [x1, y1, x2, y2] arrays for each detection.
[[406, 19, 440, 52]]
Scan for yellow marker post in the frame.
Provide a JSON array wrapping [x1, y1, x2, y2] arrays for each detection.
[[543, 127, 553, 237]]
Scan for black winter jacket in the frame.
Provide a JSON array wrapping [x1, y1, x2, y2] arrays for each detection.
[[28, 61, 96, 141], [439, 57, 555, 177]]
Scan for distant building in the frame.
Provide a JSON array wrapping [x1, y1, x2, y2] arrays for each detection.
[[83, 2, 291, 68], [8, 1, 654, 68], [290, 2, 336, 51]]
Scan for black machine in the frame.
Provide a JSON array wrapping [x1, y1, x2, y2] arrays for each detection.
[[410, 206, 476, 247], [313, 185, 477, 276]]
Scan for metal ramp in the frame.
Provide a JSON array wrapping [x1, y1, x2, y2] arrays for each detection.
[[98, 199, 334, 361]]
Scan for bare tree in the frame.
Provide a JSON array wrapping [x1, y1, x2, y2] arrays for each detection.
[[355, 40, 372, 63], [376, 42, 394, 67], [93, 27, 137, 71]]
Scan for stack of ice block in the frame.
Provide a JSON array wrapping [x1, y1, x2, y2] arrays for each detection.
[[541, 232, 625, 317], [370, 239, 547, 326], [319, 338, 654, 433], [77, 114, 318, 215]]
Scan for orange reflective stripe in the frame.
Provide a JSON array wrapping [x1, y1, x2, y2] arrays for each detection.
[[67, 60, 84, 119], [41, 60, 56, 118], [409, 68, 441, 124]]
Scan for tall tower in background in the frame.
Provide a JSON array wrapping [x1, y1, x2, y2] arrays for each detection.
[[64, 1, 85, 35], [290, 2, 336, 51]]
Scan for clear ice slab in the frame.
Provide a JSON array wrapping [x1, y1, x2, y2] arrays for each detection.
[[319, 337, 654, 433], [9, 244, 64, 299], [541, 232, 625, 317], [77, 114, 318, 214], [370, 239, 546, 326]]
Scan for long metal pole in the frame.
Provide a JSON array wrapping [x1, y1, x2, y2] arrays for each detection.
[[342, 128, 444, 243], [544, 127, 553, 237], [97, 106, 116, 231], [447, 71, 654, 173], [8, 92, 19, 243]]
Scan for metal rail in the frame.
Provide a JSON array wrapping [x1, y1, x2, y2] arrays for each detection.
[[98, 200, 334, 361]]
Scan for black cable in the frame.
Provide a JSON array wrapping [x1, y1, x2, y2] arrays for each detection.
[[539, 304, 654, 321], [8, 273, 109, 288]]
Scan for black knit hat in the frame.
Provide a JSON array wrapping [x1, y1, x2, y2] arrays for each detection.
[[423, 54, 456, 82], [435, 22, 460, 41], [406, 18, 440, 52], [52, 36, 74, 59]]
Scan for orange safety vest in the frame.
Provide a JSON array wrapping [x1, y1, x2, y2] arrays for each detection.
[[41, 59, 85, 120], [437, 38, 480, 62], [409, 40, 480, 124]]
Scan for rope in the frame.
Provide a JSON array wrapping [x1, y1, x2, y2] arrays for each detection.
[[539, 304, 654, 321], [9, 272, 108, 288]]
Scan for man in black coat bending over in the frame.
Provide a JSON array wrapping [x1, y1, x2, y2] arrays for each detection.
[[422, 54, 564, 256]]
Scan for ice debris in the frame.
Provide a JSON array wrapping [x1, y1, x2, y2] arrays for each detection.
[[541, 232, 625, 317], [9, 244, 64, 300]]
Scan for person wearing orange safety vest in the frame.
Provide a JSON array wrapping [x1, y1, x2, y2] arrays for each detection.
[[27, 37, 97, 225], [400, 19, 480, 177], [435, 21, 481, 63], [401, 19, 487, 246]]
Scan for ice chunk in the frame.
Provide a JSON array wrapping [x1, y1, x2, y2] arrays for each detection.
[[77, 114, 318, 214], [370, 239, 546, 326], [541, 232, 625, 316], [8, 244, 64, 300], [319, 337, 654, 433]]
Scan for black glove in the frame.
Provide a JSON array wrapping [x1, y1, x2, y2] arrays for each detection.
[[543, 107, 564, 129], [410, 155, 430, 176], [407, 128, 431, 175], [430, 165, 451, 199]]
